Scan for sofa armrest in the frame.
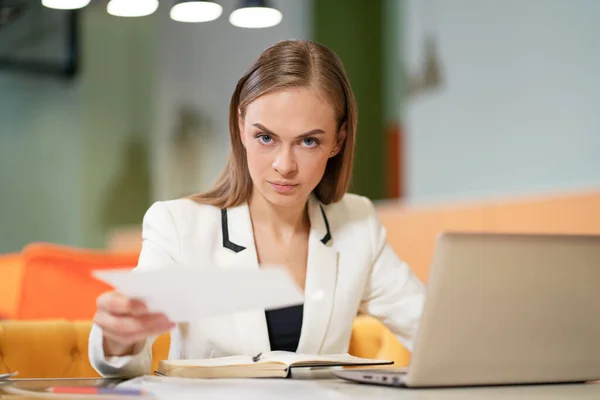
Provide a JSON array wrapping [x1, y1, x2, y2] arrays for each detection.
[[0, 320, 100, 378], [348, 315, 411, 367], [0, 320, 171, 379]]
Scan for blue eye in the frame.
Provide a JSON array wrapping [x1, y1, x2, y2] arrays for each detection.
[[257, 134, 273, 144], [301, 137, 318, 148]]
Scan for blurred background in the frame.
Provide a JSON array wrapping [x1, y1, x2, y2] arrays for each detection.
[[0, 0, 599, 321]]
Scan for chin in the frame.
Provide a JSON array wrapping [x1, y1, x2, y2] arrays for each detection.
[[266, 193, 305, 208], [261, 186, 309, 208]]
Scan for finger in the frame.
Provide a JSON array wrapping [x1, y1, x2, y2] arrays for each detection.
[[128, 299, 149, 316], [95, 311, 174, 341], [102, 328, 138, 348], [94, 310, 143, 339], [101, 319, 174, 347], [150, 314, 176, 331], [96, 292, 129, 314], [97, 292, 147, 315]]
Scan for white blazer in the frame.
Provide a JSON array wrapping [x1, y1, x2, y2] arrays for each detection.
[[89, 193, 426, 377]]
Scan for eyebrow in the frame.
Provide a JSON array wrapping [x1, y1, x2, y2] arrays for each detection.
[[252, 123, 326, 138]]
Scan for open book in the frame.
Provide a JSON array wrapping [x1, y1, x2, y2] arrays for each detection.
[[156, 351, 393, 379]]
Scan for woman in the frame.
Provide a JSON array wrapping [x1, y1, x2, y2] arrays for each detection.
[[89, 40, 425, 378]]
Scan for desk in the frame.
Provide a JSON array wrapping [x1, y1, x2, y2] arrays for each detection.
[[2, 378, 599, 399]]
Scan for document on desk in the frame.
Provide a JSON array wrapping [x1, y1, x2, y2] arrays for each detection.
[[93, 266, 304, 322], [119, 376, 345, 400]]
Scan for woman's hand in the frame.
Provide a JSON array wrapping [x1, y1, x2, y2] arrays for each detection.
[[94, 291, 175, 357]]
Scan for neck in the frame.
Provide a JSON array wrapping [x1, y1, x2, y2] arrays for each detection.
[[248, 192, 310, 240]]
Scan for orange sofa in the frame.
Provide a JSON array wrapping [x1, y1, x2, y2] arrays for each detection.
[[0, 253, 22, 320], [0, 320, 170, 378], [1, 243, 139, 321]]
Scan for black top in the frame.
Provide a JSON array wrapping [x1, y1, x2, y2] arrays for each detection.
[[265, 304, 304, 352]]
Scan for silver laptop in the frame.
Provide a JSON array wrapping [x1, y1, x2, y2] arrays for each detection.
[[334, 232, 600, 387]]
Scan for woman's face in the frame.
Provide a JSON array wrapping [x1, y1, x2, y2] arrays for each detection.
[[240, 87, 345, 208]]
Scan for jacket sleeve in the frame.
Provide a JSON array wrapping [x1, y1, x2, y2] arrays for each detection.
[[358, 197, 426, 352], [88, 201, 180, 378]]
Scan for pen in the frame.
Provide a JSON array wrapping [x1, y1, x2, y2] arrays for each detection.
[[48, 387, 146, 396], [0, 371, 18, 380], [252, 352, 262, 362]]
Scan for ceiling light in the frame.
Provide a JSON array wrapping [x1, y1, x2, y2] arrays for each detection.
[[170, 1, 223, 23], [41, 0, 91, 10], [229, 0, 282, 29], [107, 0, 159, 17]]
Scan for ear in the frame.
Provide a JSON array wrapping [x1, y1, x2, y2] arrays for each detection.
[[330, 123, 347, 157], [238, 110, 246, 147]]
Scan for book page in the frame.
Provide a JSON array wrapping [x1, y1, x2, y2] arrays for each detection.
[[162, 356, 286, 368], [163, 355, 254, 368], [161, 351, 390, 369]]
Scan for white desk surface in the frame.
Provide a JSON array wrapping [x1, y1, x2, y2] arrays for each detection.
[[3, 376, 599, 399], [121, 375, 600, 400]]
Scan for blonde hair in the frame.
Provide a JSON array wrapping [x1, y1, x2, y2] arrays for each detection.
[[189, 40, 357, 208]]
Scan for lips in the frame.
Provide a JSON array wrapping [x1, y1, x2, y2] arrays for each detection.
[[269, 182, 298, 193]]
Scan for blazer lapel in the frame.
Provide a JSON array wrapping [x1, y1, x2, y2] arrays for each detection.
[[296, 195, 339, 354], [213, 203, 271, 356]]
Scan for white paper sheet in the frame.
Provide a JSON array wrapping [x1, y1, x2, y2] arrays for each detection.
[[92, 266, 304, 322], [119, 376, 348, 400]]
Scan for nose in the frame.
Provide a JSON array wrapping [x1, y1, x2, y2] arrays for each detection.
[[272, 147, 297, 176]]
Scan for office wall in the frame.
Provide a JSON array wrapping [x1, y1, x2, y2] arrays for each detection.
[[402, 0, 600, 205], [79, 9, 155, 248], [0, 9, 84, 253], [151, 0, 312, 201], [0, 7, 155, 252], [0, 72, 83, 253]]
